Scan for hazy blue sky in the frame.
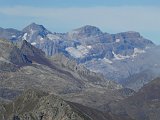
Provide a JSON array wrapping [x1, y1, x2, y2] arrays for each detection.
[[0, 0, 160, 44]]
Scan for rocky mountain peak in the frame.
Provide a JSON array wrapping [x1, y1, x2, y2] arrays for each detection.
[[22, 22, 51, 35], [23, 23, 43, 31], [68, 25, 103, 39], [77, 25, 103, 35], [22, 23, 51, 43]]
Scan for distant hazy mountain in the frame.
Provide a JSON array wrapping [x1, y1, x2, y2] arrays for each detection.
[[0, 23, 160, 91]]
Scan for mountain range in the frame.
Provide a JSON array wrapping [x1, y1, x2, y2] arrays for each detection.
[[0, 23, 160, 120], [0, 38, 134, 120], [0, 23, 160, 90]]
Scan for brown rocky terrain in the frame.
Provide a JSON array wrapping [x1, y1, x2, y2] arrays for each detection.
[[0, 89, 134, 120]]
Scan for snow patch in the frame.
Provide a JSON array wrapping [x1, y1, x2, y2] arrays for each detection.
[[132, 48, 145, 57], [103, 58, 113, 64], [40, 37, 44, 41], [87, 45, 92, 49], [115, 39, 121, 43], [66, 45, 91, 58], [12, 35, 16, 38], [22, 33, 28, 40], [112, 51, 130, 60], [31, 42, 37, 45], [77, 45, 89, 55], [65, 47, 83, 58], [47, 34, 60, 40], [112, 48, 146, 60]]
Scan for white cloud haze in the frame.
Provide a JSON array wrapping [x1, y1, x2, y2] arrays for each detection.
[[0, 6, 159, 44]]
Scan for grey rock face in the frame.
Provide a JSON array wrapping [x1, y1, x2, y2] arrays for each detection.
[[0, 39, 31, 70], [22, 22, 51, 43]]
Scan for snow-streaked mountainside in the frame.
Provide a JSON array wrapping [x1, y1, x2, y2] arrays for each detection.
[[0, 23, 160, 90]]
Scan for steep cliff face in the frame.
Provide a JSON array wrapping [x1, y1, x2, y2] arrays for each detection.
[[0, 39, 50, 71], [0, 39, 31, 71]]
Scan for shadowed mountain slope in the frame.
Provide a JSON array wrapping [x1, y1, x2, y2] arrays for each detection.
[[107, 78, 160, 120]]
